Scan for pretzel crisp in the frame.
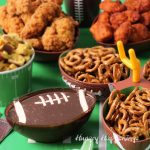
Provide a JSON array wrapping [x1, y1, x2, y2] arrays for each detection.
[[106, 87, 150, 140], [59, 46, 129, 83]]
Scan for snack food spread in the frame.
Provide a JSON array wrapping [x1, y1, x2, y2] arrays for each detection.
[[0, 0, 78, 52], [106, 87, 150, 140], [59, 46, 129, 83], [0, 33, 34, 72], [90, 0, 150, 44]]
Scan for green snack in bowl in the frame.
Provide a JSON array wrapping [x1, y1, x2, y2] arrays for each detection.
[[0, 33, 35, 106]]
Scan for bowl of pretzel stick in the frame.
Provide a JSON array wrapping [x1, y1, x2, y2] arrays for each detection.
[[102, 86, 150, 150], [59, 46, 130, 99]]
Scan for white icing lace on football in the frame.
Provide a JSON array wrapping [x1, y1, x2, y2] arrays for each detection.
[[34, 93, 70, 106]]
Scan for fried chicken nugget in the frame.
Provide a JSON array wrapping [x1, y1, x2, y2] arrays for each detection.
[[20, 2, 61, 39], [125, 0, 150, 13], [140, 11, 150, 27], [90, 11, 113, 42], [42, 16, 78, 51], [90, 22, 113, 43], [99, 0, 126, 13], [124, 10, 140, 23], [98, 12, 110, 24], [110, 10, 140, 30], [130, 23, 150, 42], [110, 12, 127, 30], [114, 22, 132, 44]]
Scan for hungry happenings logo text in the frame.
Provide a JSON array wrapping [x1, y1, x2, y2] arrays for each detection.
[[75, 134, 138, 144]]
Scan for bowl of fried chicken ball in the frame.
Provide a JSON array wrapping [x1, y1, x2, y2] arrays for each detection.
[[90, 0, 150, 52], [0, 0, 79, 61]]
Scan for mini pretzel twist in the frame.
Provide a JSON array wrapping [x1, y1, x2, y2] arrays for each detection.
[[75, 72, 99, 83], [74, 57, 92, 71], [59, 57, 75, 73], [98, 64, 112, 83], [64, 53, 81, 66], [101, 54, 116, 65], [135, 89, 150, 107]]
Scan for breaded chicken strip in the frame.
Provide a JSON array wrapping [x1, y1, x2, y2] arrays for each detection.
[[130, 23, 150, 42], [7, 0, 16, 16], [114, 22, 132, 44], [99, 0, 126, 13], [7, 16, 24, 34], [20, 2, 61, 39], [125, 0, 150, 13], [31, 0, 42, 12], [42, 16, 78, 51], [0, 6, 9, 32], [26, 38, 43, 50], [16, 0, 30, 14], [20, 13, 32, 24]]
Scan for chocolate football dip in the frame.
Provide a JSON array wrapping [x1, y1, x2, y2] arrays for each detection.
[[5, 89, 96, 142]]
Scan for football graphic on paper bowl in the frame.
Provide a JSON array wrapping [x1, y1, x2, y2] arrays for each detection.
[[5, 88, 96, 142]]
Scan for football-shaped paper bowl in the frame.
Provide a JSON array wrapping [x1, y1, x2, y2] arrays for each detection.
[[58, 51, 130, 100], [101, 87, 150, 150], [5, 88, 96, 143]]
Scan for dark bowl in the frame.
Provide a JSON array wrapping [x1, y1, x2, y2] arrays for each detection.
[[98, 39, 150, 53], [5, 88, 96, 143], [101, 86, 150, 150], [91, 15, 150, 53], [58, 50, 131, 100], [35, 50, 63, 62]]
